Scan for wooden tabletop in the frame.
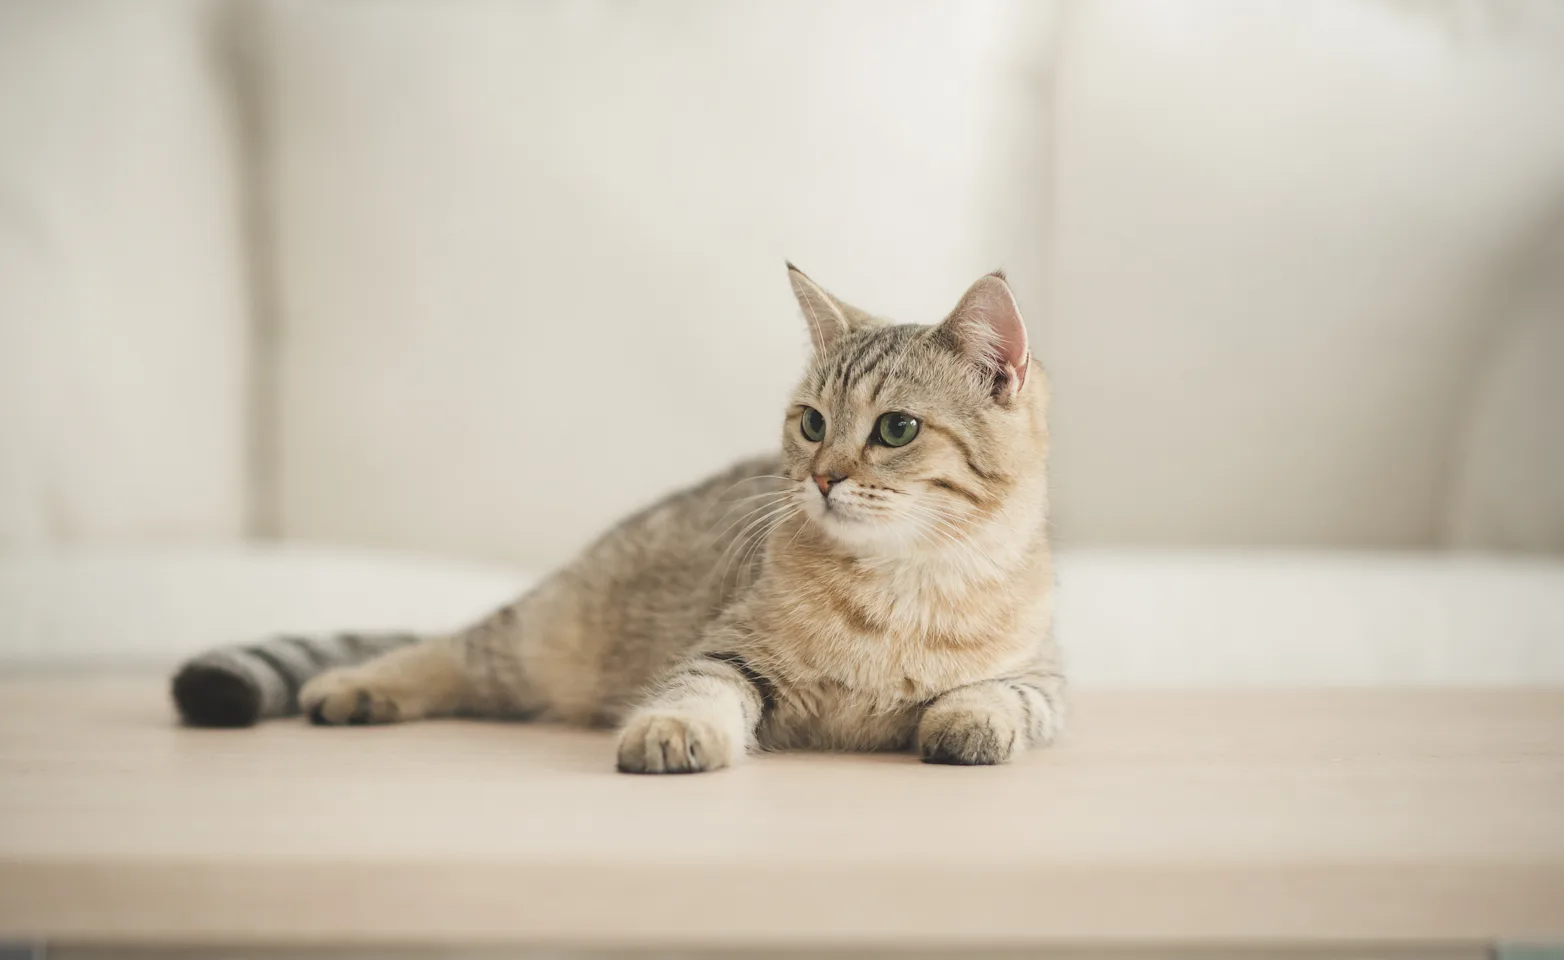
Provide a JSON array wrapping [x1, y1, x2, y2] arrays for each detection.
[[0, 676, 1561, 947]]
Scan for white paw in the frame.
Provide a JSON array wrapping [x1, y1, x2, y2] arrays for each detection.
[[300, 669, 406, 725], [918, 705, 1023, 766], [615, 712, 736, 774]]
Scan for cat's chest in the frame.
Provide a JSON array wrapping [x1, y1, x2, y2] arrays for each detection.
[[767, 577, 1023, 690], [749, 576, 1032, 750], [759, 603, 1019, 732], [759, 679, 922, 752], [803, 627, 996, 696]]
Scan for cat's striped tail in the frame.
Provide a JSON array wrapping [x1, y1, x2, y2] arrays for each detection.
[[171, 632, 421, 728]]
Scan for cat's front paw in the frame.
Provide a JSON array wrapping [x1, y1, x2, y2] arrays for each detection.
[[300, 668, 405, 725], [917, 705, 1022, 766], [616, 712, 735, 774]]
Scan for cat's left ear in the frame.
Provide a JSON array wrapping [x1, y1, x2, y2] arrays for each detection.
[[787, 263, 880, 352], [938, 270, 1030, 402]]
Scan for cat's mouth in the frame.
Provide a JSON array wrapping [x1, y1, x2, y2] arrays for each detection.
[[813, 496, 877, 526], [821, 504, 856, 524], [797, 480, 893, 536]]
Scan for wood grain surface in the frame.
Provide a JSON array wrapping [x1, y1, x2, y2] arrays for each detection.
[[0, 676, 1560, 947]]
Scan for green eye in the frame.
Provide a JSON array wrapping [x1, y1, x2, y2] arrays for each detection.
[[800, 407, 826, 442], [875, 412, 920, 447]]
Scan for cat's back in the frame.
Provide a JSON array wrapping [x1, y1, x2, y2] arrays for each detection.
[[601, 453, 785, 568], [517, 454, 790, 721], [561, 453, 790, 608]]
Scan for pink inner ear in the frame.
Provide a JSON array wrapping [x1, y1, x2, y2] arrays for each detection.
[[950, 275, 1030, 396]]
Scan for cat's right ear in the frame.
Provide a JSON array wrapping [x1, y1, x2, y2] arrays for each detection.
[[787, 263, 852, 352]]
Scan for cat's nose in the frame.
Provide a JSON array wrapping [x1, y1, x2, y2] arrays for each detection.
[[813, 473, 846, 497]]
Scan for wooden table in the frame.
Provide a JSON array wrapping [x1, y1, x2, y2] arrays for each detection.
[[1, 676, 1561, 954]]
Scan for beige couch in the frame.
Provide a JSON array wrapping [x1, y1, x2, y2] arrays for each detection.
[[2, 0, 1562, 681]]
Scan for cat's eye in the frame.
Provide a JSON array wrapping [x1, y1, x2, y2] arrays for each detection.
[[875, 412, 920, 448], [800, 407, 826, 442]]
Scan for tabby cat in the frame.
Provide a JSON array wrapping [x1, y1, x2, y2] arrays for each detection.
[[172, 266, 1063, 772]]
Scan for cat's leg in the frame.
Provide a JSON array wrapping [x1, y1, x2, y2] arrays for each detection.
[[173, 632, 422, 727], [299, 634, 474, 724], [301, 604, 533, 725], [917, 662, 1066, 766], [615, 651, 770, 774]]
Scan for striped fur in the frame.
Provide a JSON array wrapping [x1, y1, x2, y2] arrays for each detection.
[[171, 267, 1063, 773], [172, 633, 419, 727]]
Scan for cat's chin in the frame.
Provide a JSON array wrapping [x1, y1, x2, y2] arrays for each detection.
[[809, 509, 915, 555]]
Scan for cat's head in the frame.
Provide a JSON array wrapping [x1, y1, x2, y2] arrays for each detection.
[[781, 265, 1049, 557]]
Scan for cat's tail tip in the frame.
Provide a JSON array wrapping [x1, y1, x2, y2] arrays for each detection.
[[170, 632, 421, 727], [172, 661, 262, 727]]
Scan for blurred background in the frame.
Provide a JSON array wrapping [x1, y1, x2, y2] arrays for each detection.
[[2, 0, 1563, 682]]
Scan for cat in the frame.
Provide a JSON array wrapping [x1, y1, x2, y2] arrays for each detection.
[[171, 265, 1064, 772]]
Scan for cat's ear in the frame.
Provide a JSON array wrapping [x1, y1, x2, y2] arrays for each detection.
[[787, 263, 878, 352], [938, 270, 1031, 401]]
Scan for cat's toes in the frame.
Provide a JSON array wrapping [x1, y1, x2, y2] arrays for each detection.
[[918, 708, 1021, 766], [300, 670, 404, 725], [615, 712, 732, 774]]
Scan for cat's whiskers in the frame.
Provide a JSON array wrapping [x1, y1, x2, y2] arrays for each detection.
[[709, 500, 799, 592], [712, 499, 793, 575], [712, 474, 795, 499], [917, 512, 995, 578], [700, 497, 795, 593], [735, 506, 798, 587], [900, 500, 1004, 582], [701, 493, 793, 547], [783, 494, 815, 550], [712, 488, 800, 516], [699, 476, 796, 522]]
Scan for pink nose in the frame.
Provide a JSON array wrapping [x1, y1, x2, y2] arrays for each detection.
[[813, 473, 845, 496]]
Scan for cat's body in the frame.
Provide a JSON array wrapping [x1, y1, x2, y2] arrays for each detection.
[[173, 267, 1064, 771]]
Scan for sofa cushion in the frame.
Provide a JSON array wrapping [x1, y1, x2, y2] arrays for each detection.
[[4, 544, 1560, 685], [1059, 548, 1564, 685], [0, 544, 530, 669], [1047, 0, 1564, 548], [253, 0, 1056, 568], [0, 1, 250, 547], [1447, 229, 1564, 552]]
